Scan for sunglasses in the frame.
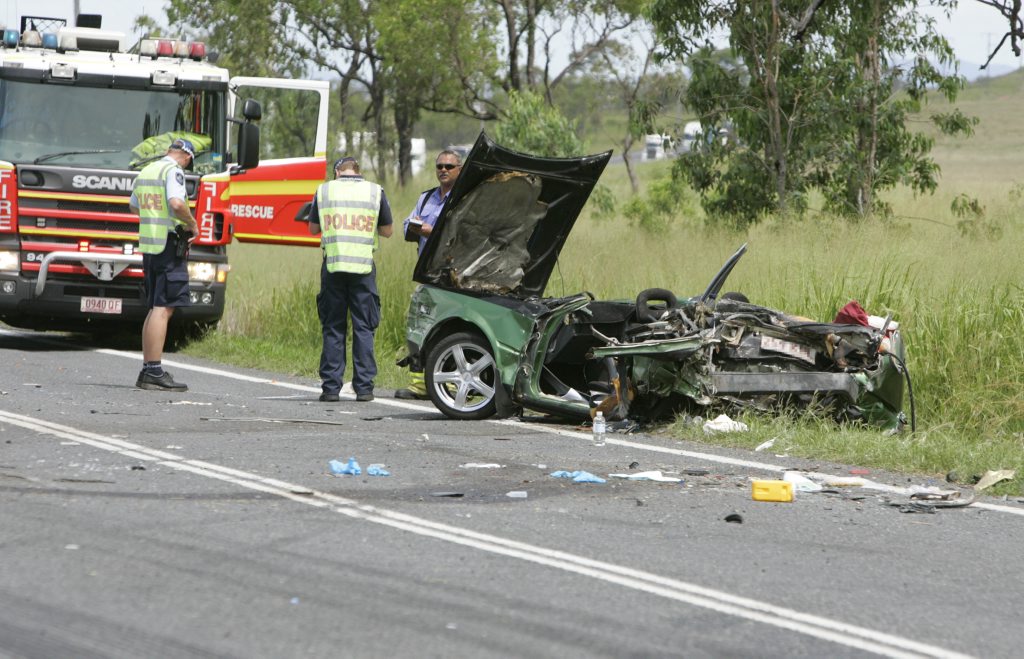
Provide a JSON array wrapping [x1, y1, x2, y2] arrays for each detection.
[[436, 163, 459, 171]]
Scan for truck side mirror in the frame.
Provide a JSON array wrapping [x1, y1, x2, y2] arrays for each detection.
[[236, 122, 260, 171]]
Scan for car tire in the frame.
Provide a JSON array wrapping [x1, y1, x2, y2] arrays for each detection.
[[425, 331, 498, 420]]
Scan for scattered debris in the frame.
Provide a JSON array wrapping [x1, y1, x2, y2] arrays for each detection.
[[64, 544, 80, 550], [494, 437, 512, 441], [329, 457, 361, 476], [129, 465, 146, 471], [889, 494, 975, 514], [724, 513, 743, 523], [608, 471, 682, 483], [202, 416, 347, 426], [608, 419, 639, 433], [361, 417, 385, 421], [170, 401, 212, 406], [430, 492, 464, 498], [290, 597, 300, 605], [165, 445, 184, 450], [974, 469, 1015, 492], [366, 464, 391, 477], [849, 468, 870, 476], [549, 470, 606, 483], [681, 469, 710, 476], [506, 491, 528, 498], [906, 485, 960, 499], [628, 461, 640, 470], [703, 414, 749, 435], [55, 478, 115, 484], [60, 441, 80, 446], [816, 476, 868, 488], [783, 471, 823, 493], [754, 438, 775, 452], [459, 463, 503, 469], [751, 480, 793, 502], [892, 501, 938, 514]]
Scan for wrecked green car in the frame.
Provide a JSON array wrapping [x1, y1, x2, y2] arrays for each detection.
[[402, 133, 909, 430]]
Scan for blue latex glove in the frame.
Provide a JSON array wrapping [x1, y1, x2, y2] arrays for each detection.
[[367, 464, 390, 476], [329, 457, 362, 475], [550, 470, 606, 484]]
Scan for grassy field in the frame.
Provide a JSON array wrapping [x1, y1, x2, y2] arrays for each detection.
[[184, 70, 1024, 494]]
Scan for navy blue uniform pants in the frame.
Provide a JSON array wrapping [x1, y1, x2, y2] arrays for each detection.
[[317, 261, 380, 395]]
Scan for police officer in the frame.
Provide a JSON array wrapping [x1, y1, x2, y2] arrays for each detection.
[[394, 149, 462, 400], [129, 138, 199, 392], [309, 156, 394, 402]]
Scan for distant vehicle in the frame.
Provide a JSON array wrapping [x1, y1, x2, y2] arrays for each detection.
[[446, 144, 474, 161], [679, 121, 703, 153], [679, 120, 735, 153], [644, 134, 675, 160]]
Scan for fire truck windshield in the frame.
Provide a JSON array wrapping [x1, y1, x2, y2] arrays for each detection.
[[0, 79, 226, 173]]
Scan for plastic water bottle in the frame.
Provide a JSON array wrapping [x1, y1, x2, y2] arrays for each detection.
[[592, 411, 606, 446]]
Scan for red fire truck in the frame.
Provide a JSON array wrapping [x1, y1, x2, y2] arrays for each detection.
[[0, 15, 327, 336]]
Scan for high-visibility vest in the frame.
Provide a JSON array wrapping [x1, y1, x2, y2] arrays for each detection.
[[317, 177, 381, 274], [134, 159, 185, 255]]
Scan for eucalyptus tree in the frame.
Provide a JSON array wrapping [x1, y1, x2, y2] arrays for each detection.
[[649, 0, 974, 223]]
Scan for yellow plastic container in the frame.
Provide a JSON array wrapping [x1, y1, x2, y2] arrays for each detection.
[[751, 480, 794, 502]]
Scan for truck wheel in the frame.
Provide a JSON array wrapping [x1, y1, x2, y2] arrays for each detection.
[[425, 331, 498, 420]]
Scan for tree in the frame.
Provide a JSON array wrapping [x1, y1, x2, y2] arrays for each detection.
[[494, 91, 584, 156], [593, 32, 678, 194], [649, 0, 974, 223], [975, 0, 1024, 68]]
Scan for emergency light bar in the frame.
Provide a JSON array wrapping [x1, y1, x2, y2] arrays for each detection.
[[21, 30, 42, 47], [138, 37, 207, 60]]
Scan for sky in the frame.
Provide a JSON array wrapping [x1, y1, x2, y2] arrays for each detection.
[[4, 0, 1023, 78]]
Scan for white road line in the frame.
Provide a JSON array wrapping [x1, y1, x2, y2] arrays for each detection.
[[0, 409, 973, 659], [84, 344, 1024, 518]]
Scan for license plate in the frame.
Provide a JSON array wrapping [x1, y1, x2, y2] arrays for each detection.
[[761, 335, 816, 364], [81, 296, 122, 314]]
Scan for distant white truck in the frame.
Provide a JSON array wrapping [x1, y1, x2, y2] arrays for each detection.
[[679, 121, 703, 153], [644, 134, 675, 160]]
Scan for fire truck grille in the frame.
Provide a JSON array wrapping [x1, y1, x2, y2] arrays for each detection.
[[56, 200, 130, 214], [62, 285, 136, 299], [44, 218, 138, 233]]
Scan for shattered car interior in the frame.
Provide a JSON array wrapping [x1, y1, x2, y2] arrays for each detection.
[[403, 133, 910, 431]]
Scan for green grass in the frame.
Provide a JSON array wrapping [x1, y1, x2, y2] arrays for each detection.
[[183, 70, 1024, 494]]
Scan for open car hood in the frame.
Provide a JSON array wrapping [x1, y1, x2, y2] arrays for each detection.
[[413, 132, 612, 298]]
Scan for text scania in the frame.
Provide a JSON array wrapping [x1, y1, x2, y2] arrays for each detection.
[[71, 175, 134, 191], [230, 204, 274, 219]]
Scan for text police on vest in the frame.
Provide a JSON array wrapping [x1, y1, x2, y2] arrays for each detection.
[[321, 213, 376, 231]]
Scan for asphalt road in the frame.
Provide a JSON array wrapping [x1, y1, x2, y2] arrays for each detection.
[[2, 327, 1022, 658]]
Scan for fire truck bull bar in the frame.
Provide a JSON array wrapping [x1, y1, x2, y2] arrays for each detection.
[[34, 251, 143, 296]]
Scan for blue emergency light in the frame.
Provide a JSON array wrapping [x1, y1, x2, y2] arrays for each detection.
[[2, 29, 19, 48], [42, 33, 59, 49]]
